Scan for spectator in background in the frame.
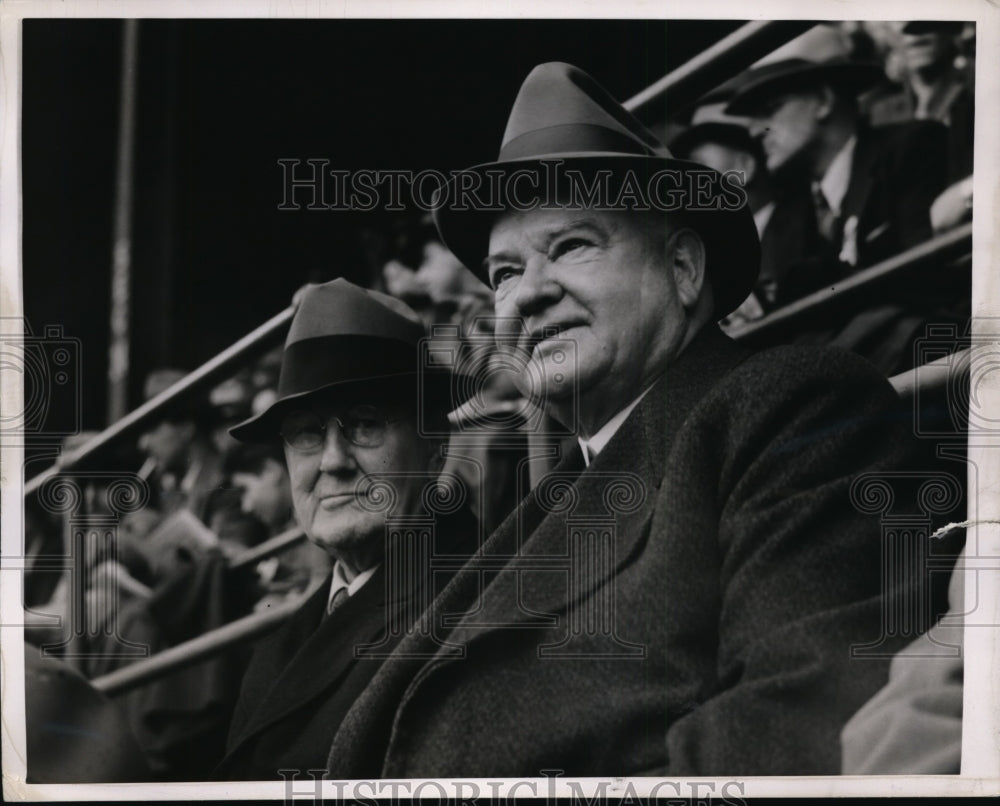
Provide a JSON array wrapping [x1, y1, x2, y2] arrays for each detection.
[[381, 213, 494, 340], [856, 21, 975, 233], [727, 44, 948, 273], [222, 441, 331, 606], [381, 214, 528, 533], [726, 26, 953, 374], [868, 22, 974, 180], [841, 544, 965, 774], [225, 442, 295, 535], [898, 21, 975, 233], [138, 369, 227, 525], [209, 373, 255, 457], [670, 87, 819, 324], [134, 369, 264, 571]]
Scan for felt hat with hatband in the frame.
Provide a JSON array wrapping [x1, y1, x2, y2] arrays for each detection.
[[431, 61, 762, 318], [230, 278, 458, 443]]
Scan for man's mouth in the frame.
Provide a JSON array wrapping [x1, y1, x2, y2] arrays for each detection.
[[318, 493, 355, 510], [525, 321, 583, 352]]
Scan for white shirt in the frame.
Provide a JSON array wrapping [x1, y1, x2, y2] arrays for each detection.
[[578, 385, 655, 466], [817, 135, 858, 218], [327, 561, 378, 611]]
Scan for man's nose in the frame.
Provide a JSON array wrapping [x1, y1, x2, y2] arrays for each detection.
[[512, 259, 562, 317], [318, 423, 358, 475]]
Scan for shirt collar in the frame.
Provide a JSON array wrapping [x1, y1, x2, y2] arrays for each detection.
[[328, 561, 378, 608], [753, 200, 776, 235], [578, 384, 655, 467], [818, 134, 857, 217]]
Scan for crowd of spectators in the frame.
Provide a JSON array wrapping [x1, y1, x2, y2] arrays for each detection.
[[663, 21, 973, 374]]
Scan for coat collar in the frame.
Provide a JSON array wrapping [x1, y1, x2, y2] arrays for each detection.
[[222, 571, 387, 752], [224, 505, 480, 752]]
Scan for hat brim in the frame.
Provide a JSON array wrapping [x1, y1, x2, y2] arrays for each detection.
[[669, 122, 756, 159], [229, 370, 461, 444], [432, 154, 761, 318], [725, 62, 886, 115]]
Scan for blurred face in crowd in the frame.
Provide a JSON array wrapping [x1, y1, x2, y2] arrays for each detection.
[[487, 206, 705, 436], [232, 458, 293, 532], [140, 418, 196, 475], [414, 240, 475, 301], [900, 30, 956, 75], [280, 396, 438, 574], [746, 88, 826, 174]]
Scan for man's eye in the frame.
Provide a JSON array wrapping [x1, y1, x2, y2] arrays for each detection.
[[490, 267, 519, 290], [550, 238, 591, 259]]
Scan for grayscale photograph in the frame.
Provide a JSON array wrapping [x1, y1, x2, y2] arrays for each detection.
[[1, 2, 997, 800]]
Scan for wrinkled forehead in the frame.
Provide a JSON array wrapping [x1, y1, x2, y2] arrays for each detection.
[[487, 205, 667, 252]]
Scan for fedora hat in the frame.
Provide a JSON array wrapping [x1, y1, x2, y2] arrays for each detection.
[[668, 81, 759, 160], [725, 57, 886, 115], [230, 278, 455, 443], [431, 62, 761, 318]]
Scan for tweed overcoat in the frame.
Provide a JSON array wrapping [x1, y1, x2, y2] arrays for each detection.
[[325, 326, 922, 777]]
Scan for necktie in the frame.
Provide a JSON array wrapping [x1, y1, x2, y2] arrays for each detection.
[[327, 585, 349, 616], [812, 181, 841, 246]]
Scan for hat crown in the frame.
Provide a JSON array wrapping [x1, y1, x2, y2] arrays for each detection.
[[288, 278, 424, 348], [497, 61, 670, 161], [229, 279, 440, 442]]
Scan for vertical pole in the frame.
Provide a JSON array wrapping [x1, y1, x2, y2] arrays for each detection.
[[107, 19, 140, 424]]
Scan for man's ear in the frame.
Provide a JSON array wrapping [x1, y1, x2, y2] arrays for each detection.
[[668, 227, 707, 309], [735, 151, 757, 186], [815, 85, 836, 121], [426, 438, 447, 474]]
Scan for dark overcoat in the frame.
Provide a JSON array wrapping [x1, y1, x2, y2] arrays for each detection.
[[215, 509, 478, 780], [325, 326, 926, 777], [837, 120, 949, 268]]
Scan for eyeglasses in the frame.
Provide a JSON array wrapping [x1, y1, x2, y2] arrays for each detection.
[[279, 404, 398, 452]]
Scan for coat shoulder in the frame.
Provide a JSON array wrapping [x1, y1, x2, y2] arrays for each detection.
[[708, 343, 899, 410]]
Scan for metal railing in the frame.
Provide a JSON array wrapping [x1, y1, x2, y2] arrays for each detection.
[[24, 306, 294, 498], [91, 578, 323, 697], [728, 223, 973, 345], [229, 527, 306, 570], [889, 347, 970, 399], [624, 20, 816, 114]]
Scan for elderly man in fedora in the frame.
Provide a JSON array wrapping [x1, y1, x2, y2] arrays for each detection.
[[213, 279, 476, 780], [324, 62, 929, 777]]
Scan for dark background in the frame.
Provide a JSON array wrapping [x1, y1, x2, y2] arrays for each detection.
[[22, 18, 743, 433]]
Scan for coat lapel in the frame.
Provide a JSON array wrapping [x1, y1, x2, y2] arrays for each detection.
[[226, 569, 389, 750], [445, 326, 753, 647], [839, 127, 879, 228]]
